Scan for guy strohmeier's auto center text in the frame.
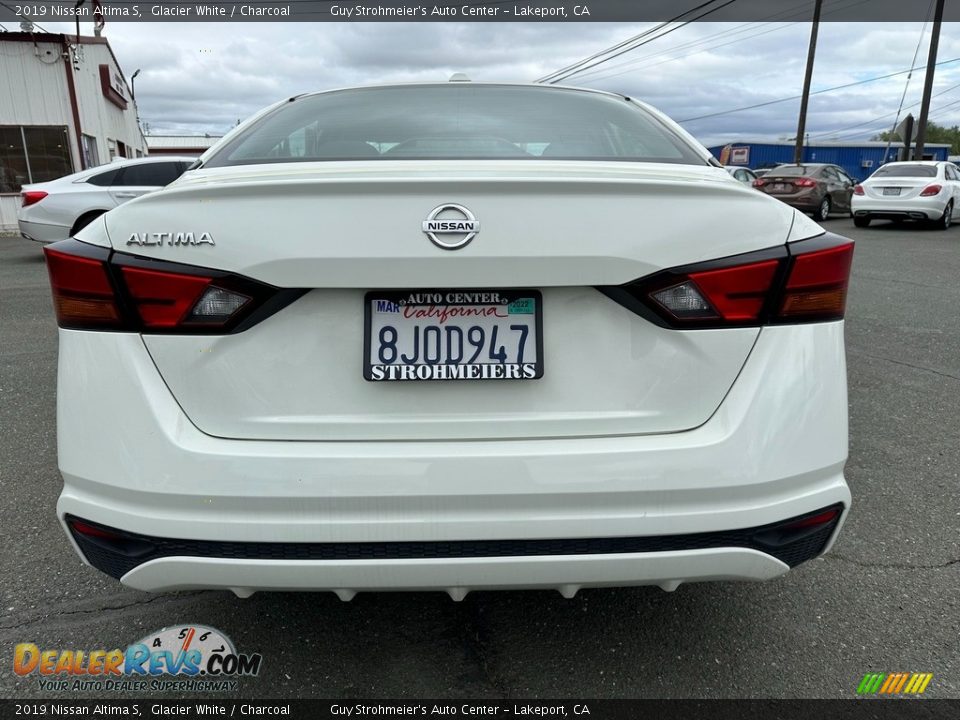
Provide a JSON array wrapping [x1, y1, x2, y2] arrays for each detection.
[[328, 4, 591, 18]]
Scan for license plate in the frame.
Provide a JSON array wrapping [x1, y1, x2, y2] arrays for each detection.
[[364, 289, 543, 381], [883, 187, 901, 196], [772, 183, 787, 192]]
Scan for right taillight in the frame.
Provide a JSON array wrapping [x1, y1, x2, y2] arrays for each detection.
[[919, 184, 942, 197], [604, 234, 854, 329], [43, 239, 299, 334], [778, 241, 854, 321]]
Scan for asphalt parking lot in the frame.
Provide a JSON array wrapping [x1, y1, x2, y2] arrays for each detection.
[[1, 218, 958, 700]]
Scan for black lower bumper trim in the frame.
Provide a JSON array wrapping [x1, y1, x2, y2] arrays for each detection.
[[67, 505, 844, 581]]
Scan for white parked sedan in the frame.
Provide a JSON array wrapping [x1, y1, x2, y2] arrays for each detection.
[[851, 160, 960, 229], [18, 156, 194, 244], [44, 82, 854, 598], [723, 165, 759, 185]]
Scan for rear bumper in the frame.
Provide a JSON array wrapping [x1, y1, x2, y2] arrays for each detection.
[[18, 218, 69, 244], [763, 191, 819, 211], [851, 197, 945, 220], [56, 322, 850, 596], [121, 550, 791, 597]]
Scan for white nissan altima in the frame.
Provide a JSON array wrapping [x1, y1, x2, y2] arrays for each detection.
[[44, 82, 854, 598]]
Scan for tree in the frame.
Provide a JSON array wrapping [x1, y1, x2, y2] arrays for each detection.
[[872, 121, 960, 154]]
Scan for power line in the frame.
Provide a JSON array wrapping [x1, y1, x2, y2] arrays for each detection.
[[535, 17, 688, 84], [553, 0, 872, 87], [569, 0, 817, 84], [882, 0, 934, 162], [536, 0, 737, 85], [572, 20, 801, 85], [676, 56, 960, 123], [810, 79, 960, 140], [545, 0, 741, 85]]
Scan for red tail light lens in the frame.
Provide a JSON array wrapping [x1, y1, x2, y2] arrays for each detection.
[[752, 179, 766, 188], [919, 184, 942, 197], [121, 267, 215, 329], [682, 260, 780, 322], [43, 239, 297, 334], [607, 233, 855, 329], [794, 178, 817, 187], [853, 184, 864, 196], [44, 245, 123, 328], [21, 191, 48, 207], [779, 242, 854, 320]]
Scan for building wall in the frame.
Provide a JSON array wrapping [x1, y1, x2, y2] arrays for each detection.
[[0, 39, 74, 142], [72, 42, 146, 166], [709, 143, 951, 182], [0, 34, 144, 233]]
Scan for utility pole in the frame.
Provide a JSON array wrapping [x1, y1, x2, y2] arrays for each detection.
[[915, 0, 946, 160], [794, 0, 823, 165]]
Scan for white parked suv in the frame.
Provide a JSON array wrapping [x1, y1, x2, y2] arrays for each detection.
[[18, 156, 195, 244]]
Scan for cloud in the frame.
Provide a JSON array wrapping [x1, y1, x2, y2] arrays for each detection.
[[37, 20, 960, 144]]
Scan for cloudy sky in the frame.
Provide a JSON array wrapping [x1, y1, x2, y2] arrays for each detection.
[[34, 20, 960, 146]]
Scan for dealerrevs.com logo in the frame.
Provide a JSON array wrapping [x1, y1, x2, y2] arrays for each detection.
[[13, 625, 262, 692]]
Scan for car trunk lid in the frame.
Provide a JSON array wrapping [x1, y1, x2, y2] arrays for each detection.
[[102, 161, 796, 441]]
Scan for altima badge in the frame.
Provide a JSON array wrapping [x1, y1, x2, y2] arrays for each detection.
[[422, 204, 479, 250], [126, 232, 215, 247]]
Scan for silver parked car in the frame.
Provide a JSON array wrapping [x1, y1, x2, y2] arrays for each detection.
[[17, 156, 194, 244]]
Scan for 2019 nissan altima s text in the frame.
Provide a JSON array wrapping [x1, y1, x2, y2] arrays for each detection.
[[44, 83, 854, 599]]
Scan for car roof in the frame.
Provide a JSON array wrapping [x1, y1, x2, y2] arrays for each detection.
[[291, 81, 629, 103], [774, 163, 834, 167], [97, 155, 197, 168], [22, 155, 198, 190], [877, 160, 943, 165]]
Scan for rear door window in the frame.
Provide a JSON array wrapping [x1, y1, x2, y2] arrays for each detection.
[[86, 168, 121, 186], [114, 162, 186, 187]]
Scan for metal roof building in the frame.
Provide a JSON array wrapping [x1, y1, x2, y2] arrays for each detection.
[[0, 31, 145, 233], [147, 135, 222, 157], [707, 140, 952, 182]]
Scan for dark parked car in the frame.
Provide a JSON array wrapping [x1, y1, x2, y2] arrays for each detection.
[[753, 163, 856, 221]]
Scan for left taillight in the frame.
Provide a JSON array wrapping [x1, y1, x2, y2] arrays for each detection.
[[21, 191, 48, 207], [603, 233, 855, 329], [44, 243, 123, 329], [43, 239, 295, 334]]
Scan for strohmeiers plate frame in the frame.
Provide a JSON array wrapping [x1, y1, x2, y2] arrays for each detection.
[[363, 289, 544, 381]]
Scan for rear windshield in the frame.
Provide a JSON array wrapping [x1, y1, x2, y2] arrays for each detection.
[[872, 164, 938, 178], [203, 85, 706, 167], [770, 165, 814, 176]]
